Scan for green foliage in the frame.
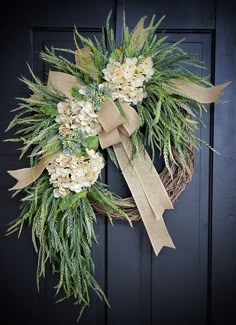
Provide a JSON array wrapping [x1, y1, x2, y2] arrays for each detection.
[[40, 13, 213, 170], [40, 47, 88, 83], [88, 182, 132, 226], [5, 66, 64, 164], [44, 139, 62, 157], [71, 83, 111, 111], [59, 129, 99, 155], [116, 14, 212, 169], [6, 177, 133, 318], [106, 147, 119, 168], [84, 136, 99, 150], [6, 12, 216, 321], [6, 176, 109, 319]]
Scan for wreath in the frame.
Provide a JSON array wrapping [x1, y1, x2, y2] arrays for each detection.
[[6, 14, 229, 319]]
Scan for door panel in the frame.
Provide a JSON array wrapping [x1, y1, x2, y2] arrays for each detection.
[[213, 1, 236, 324], [106, 31, 212, 325], [151, 33, 212, 325]]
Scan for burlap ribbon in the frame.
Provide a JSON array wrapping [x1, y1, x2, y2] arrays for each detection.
[[8, 157, 49, 190], [97, 99, 175, 255], [168, 79, 230, 104], [8, 26, 229, 254], [47, 72, 175, 255], [8, 135, 58, 190], [8, 69, 174, 254]]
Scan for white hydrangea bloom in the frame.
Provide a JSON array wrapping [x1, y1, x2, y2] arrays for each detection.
[[55, 98, 101, 136], [102, 56, 154, 105], [46, 149, 104, 198]]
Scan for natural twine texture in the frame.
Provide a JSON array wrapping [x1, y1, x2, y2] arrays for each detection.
[[91, 144, 194, 221]]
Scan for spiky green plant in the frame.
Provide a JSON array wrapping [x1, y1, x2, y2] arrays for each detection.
[[39, 13, 213, 170], [6, 12, 214, 319]]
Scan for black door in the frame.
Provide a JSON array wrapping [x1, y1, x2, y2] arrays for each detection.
[[1, 1, 235, 324]]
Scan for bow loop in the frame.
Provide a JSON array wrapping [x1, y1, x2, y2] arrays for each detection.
[[8, 63, 175, 255], [97, 99, 139, 149], [97, 99, 125, 133]]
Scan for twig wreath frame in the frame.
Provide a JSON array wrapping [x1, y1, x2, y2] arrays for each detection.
[[6, 13, 229, 318]]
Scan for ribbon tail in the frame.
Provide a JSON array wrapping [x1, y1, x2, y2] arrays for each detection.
[[8, 136, 58, 191], [8, 156, 51, 191], [113, 140, 175, 255], [47, 71, 85, 97], [8, 168, 36, 190], [169, 79, 231, 104], [142, 209, 176, 256], [121, 133, 173, 218]]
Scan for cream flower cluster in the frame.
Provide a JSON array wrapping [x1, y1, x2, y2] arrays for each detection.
[[55, 99, 101, 136], [46, 149, 104, 198], [102, 56, 154, 105]]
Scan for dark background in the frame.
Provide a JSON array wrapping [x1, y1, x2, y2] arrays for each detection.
[[0, 0, 235, 324]]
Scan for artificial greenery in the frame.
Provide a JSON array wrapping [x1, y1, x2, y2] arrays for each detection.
[[6, 174, 132, 318], [39, 13, 212, 173], [6, 13, 213, 319], [59, 130, 99, 155]]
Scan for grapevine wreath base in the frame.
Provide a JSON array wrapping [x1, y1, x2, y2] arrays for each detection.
[[92, 143, 194, 221], [6, 13, 229, 319]]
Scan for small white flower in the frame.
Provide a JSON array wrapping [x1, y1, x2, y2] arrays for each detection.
[[46, 150, 105, 198], [98, 83, 105, 90], [70, 184, 82, 193], [102, 56, 154, 105], [79, 88, 86, 95], [55, 98, 101, 136]]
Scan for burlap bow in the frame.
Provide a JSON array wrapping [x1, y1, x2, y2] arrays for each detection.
[[97, 98, 175, 255], [48, 70, 176, 255], [8, 68, 175, 255], [8, 18, 230, 254]]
